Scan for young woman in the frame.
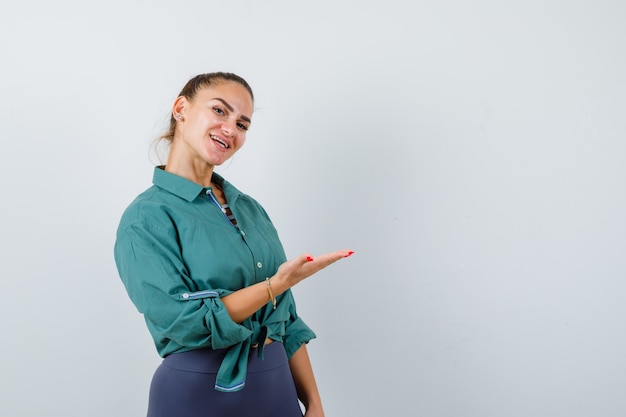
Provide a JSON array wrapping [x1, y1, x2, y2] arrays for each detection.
[[114, 72, 353, 417]]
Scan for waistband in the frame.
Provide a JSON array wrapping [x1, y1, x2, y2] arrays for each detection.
[[161, 341, 287, 374]]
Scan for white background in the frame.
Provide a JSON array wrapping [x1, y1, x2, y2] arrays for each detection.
[[1, 1, 625, 416]]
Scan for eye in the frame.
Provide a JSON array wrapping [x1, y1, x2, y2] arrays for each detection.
[[237, 122, 249, 131], [213, 106, 225, 115]]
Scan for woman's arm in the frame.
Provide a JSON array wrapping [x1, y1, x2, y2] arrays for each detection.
[[289, 344, 325, 417], [221, 249, 353, 323]]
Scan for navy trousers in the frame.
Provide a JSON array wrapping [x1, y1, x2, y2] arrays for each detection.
[[147, 342, 303, 417]]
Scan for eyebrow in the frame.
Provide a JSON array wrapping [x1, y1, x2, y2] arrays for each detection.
[[213, 97, 252, 124]]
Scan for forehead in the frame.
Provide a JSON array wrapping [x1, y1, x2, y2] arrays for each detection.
[[194, 82, 254, 116]]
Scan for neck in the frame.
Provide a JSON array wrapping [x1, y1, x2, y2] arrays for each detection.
[[165, 142, 215, 187]]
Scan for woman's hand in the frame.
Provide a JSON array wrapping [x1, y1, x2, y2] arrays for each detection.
[[221, 249, 352, 323], [272, 249, 354, 291]]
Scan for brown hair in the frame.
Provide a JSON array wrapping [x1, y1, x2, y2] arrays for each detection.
[[159, 72, 254, 143]]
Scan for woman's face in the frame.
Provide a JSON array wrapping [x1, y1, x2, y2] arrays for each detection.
[[174, 81, 253, 168]]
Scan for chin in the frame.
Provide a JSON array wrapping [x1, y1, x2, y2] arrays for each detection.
[[207, 157, 229, 167]]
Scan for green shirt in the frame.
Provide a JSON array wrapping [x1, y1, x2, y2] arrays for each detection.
[[114, 167, 315, 392]]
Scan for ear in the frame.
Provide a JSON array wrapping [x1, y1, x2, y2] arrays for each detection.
[[172, 96, 188, 121]]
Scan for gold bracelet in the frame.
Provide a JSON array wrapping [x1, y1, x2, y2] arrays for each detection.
[[265, 277, 277, 310]]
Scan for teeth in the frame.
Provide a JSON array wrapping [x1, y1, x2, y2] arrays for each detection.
[[211, 135, 229, 148]]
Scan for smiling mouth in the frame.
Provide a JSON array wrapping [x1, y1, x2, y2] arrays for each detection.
[[211, 135, 230, 149]]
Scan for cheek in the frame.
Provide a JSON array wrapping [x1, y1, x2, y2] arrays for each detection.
[[235, 133, 247, 149], [195, 111, 216, 127]]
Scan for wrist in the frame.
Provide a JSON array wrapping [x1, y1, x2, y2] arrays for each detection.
[[303, 399, 324, 417], [269, 272, 290, 295], [265, 278, 277, 310], [299, 389, 322, 409]]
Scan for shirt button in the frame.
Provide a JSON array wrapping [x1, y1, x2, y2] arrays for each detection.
[[257, 262, 263, 269], [182, 293, 189, 299]]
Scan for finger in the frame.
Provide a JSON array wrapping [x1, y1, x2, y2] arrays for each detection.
[[311, 249, 354, 267], [297, 253, 315, 264], [324, 249, 354, 261], [339, 249, 355, 258]]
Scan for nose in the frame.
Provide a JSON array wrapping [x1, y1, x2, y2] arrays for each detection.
[[221, 118, 236, 138]]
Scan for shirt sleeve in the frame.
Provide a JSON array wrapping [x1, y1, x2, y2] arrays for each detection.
[[114, 217, 252, 355]]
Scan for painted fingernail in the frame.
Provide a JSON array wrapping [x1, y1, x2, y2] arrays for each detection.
[[343, 251, 355, 258], [306, 256, 314, 262]]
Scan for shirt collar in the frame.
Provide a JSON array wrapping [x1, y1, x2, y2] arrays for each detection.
[[152, 166, 205, 202], [152, 166, 241, 203]]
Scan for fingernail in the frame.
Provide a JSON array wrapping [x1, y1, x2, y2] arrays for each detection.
[[343, 251, 354, 258], [306, 256, 314, 262]]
